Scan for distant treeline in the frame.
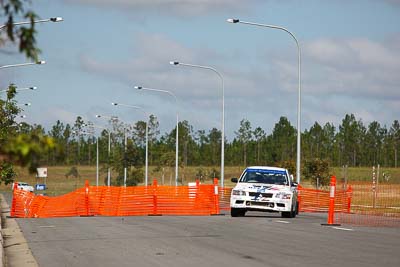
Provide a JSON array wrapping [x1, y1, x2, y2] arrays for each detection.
[[18, 114, 399, 172]]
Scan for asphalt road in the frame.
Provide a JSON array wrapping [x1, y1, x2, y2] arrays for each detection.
[[13, 212, 400, 267]]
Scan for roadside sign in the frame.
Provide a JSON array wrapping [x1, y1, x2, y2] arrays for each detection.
[[35, 184, 47, 191]]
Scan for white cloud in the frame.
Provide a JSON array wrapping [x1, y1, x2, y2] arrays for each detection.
[[303, 36, 400, 100], [78, 32, 400, 136]]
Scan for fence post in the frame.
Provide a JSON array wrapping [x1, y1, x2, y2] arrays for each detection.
[[297, 184, 302, 212], [85, 180, 89, 216], [10, 182, 18, 218], [80, 180, 94, 217], [150, 179, 161, 216], [211, 178, 224, 216], [322, 175, 341, 226]]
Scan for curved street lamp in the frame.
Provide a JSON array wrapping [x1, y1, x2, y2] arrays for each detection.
[[112, 102, 150, 186], [0, 61, 45, 70], [227, 18, 302, 184], [0, 86, 37, 93], [135, 85, 180, 186], [170, 61, 226, 187], [0, 17, 63, 31]]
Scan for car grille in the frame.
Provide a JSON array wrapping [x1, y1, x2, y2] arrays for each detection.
[[249, 192, 273, 198], [247, 201, 274, 208]]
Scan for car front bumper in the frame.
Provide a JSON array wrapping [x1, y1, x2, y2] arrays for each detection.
[[230, 195, 293, 212]]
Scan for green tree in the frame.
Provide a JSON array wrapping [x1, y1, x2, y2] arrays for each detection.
[[337, 114, 365, 166], [148, 114, 160, 165], [132, 120, 146, 147], [235, 119, 252, 166], [270, 117, 296, 163], [389, 120, 400, 168], [365, 121, 384, 166], [48, 120, 65, 164], [208, 128, 221, 166], [1, 0, 41, 60], [253, 127, 266, 164], [303, 158, 331, 187], [178, 120, 195, 166], [322, 123, 336, 163], [0, 85, 55, 184]]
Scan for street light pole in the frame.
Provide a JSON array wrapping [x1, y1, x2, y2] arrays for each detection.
[[112, 102, 150, 186], [0, 17, 63, 31], [0, 61, 46, 70], [227, 18, 302, 184], [135, 85, 180, 186], [169, 61, 226, 187], [95, 115, 117, 186], [0, 86, 37, 93], [96, 136, 99, 186], [92, 124, 110, 187], [124, 128, 128, 186]]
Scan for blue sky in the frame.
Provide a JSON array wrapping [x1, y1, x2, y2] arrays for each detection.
[[1, 0, 399, 139]]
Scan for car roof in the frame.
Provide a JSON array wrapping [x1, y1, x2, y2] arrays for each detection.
[[245, 166, 287, 172]]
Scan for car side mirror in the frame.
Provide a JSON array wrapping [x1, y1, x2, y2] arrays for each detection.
[[292, 182, 298, 187], [231, 177, 238, 183]]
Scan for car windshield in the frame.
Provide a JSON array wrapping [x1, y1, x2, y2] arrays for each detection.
[[240, 169, 288, 185]]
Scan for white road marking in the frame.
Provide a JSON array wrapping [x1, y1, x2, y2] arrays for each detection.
[[332, 226, 354, 231], [276, 220, 290, 224], [39, 225, 55, 228]]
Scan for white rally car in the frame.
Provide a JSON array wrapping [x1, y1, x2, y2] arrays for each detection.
[[230, 166, 298, 218]]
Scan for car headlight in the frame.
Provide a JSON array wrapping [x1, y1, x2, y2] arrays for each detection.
[[275, 192, 292, 199], [232, 190, 246, 196]]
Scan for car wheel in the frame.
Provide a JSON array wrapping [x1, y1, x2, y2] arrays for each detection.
[[281, 202, 296, 218], [231, 208, 246, 217]]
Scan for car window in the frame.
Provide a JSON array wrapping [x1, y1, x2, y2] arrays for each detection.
[[240, 169, 288, 185]]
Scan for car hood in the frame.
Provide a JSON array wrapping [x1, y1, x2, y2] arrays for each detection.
[[233, 183, 291, 193]]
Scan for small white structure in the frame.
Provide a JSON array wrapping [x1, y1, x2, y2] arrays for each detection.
[[36, 167, 48, 178]]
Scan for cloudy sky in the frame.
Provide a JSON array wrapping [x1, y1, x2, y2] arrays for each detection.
[[1, 0, 399, 139]]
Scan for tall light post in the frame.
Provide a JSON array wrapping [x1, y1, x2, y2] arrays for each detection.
[[95, 115, 117, 186], [0, 86, 37, 93], [90, 124, 110, 187], [135, 85, 180, 186], [0, 61, 45, 70], [227, 18, 302, 184], [170, 61, 226, 187], [112, 102, 150, 186], [0, 17, 63, 31]]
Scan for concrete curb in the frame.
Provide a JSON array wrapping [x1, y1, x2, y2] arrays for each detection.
[[0, 194, 4, 267], [0, 193, 38, 267]]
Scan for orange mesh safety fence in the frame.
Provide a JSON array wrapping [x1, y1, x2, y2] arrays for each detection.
[[336, 182, 400, 227], [219, 188, 232, 211], [213, 182, 399, 228], [297, 185, 352, 213], [11, 180, 222, 218]]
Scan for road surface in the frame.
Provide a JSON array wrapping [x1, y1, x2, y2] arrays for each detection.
[[12, 212, 400, 267]]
